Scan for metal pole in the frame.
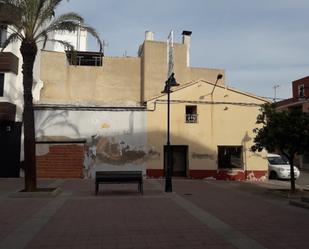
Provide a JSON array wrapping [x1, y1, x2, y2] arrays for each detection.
[[165, 85, 172, 192]]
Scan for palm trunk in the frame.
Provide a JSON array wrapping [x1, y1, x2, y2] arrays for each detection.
[[20, 41, 37, 192]]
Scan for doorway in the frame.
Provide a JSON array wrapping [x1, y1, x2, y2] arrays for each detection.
[[0, 121, 22, 177], [164, 145, 188, 177]]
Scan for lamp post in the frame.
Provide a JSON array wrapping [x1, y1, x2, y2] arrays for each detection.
[[162, 73, 179, 192]]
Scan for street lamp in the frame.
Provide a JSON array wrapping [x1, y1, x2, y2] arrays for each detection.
[[161, 73, 179, 192], [210, 74, 223, 95]]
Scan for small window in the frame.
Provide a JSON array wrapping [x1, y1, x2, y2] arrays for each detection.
[[185, 105, 198, 123], [218, 146, 242, 169], [298, 84, 305, 99], [0, 25, 7, 47], [0, 73, 4, 96]]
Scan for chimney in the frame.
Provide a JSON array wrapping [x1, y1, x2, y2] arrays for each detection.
[[182, 30, 192, 66], [145, 31, 154, 41]]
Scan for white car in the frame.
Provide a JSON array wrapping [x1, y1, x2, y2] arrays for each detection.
[[267, 153, 300, 180]]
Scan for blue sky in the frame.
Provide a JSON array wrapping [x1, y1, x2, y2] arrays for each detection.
[[58, 0, 309, 100]]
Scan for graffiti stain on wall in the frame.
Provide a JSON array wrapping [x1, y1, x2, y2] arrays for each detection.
[[192, 152, 214, 160], [95, 137, 146, 164], [147, 148, 160, 159]]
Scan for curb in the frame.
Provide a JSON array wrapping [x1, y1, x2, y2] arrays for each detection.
[[9, 187, 62, 198]]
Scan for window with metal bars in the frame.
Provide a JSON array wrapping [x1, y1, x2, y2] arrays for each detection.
[[218, 146, 243, 169], [185, 105, 198, 123]]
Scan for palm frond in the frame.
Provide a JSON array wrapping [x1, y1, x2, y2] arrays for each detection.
[[0, 32, 21, 51], [34, 11, 83, 39], [38, 38, 74, 51], [50, 12, 84, 24], [33, 0, 64, 35], [81, 24, 103, 52], [34, 20, 79, 41], [1, 0, 102, 52]]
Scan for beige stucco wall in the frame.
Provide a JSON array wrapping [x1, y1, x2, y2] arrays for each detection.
[[140, 40, 225, 101], [39, 39, 225, 105], [146, 80, 268, 172], [39, 51, 141, 105]]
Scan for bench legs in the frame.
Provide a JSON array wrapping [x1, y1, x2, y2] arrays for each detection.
[[139, 181, 143, 195]]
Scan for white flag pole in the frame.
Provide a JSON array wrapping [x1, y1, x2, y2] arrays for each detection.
[[167, 30, 174, 78]]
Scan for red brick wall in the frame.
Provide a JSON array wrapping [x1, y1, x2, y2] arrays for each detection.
[[36, 144, 84, 178], [292, 76, 309, 99]]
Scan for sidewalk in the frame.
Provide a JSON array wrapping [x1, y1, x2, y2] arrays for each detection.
[[0, 178, 309, 249]]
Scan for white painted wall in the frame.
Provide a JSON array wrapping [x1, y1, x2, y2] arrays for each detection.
[[0, 31, 24, 122], [45, 30, 87, 52], [35, 110, 147, 178], [0, 26, 88, 120]]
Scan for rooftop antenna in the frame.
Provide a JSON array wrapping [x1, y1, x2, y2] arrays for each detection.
[[273, 84, 280, 102]]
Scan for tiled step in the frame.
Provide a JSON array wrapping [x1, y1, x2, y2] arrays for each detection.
[[289, 200, 309, 210]]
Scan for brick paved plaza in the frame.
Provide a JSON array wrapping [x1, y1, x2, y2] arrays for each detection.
[[0, 178, 309, 249]]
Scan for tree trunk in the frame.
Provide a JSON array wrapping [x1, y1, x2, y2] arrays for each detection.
[[20, 41, 37, 192]]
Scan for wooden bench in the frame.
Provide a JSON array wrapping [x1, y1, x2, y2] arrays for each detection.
[[95, 171, 143, 195]]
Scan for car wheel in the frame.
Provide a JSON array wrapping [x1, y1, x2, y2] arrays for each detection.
[[269, 171, 278, 180]]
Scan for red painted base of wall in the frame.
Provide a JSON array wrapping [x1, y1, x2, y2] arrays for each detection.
[[147, 169, 267, 180], [147, 169, 165, 178], [189, 170, 267, 180], [36, 144, 84, 179]]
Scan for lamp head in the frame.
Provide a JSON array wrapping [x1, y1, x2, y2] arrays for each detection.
[[217, 74, 223, 80], [168, 73, 180, 87]]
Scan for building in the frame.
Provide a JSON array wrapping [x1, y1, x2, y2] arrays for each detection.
[[0, 24, 23, 177], [0, 23, 88, 177], [277, 76, 309, 112], [146, 79, 268, 179], [1, 28, 269, 179], [34, 31, 268, 180], [276, 76, 309, 170]]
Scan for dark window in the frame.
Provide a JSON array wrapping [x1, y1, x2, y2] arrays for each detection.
[[185, 105, 198, 123], [65, 51, 103, 66], [298, 84, 305, 99], [218, 146, 242, 169], [0, 73, 4, 96], [0, 25, 7, 47]]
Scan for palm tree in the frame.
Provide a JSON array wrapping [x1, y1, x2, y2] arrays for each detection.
[[0, 0, 102, 191]]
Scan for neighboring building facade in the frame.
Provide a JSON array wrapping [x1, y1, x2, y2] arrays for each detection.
[[0, 23, 88, 177], [277, 76, 309, 170], [0, 24, 23, 177]]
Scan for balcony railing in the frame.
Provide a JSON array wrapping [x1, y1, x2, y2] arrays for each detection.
[[185, 114, 198, 123], [66, 51, 103, 66], [0, 52, 19, 74]]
